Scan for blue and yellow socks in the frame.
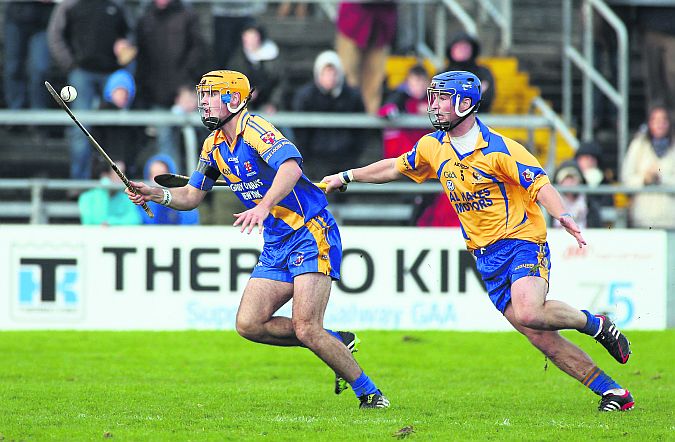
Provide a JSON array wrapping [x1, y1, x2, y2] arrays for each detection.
[[582, 366, 622, 395], [578, 310, 601, 337]]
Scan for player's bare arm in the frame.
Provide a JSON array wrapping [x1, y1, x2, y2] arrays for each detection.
[[125, 180, 206, 211], [233, 159, 302, 234], [322, 158, 403, 193], [536, 183, 587, 248]]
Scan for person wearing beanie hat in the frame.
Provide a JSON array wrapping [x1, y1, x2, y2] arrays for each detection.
[[292, 50, 365, 178], [90, 69, 145, 177], [104, 69, 136, 109], [445, 32, 496, 112]]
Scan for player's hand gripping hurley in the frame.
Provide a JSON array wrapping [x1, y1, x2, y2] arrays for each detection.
[[44, 81, 154, 218]]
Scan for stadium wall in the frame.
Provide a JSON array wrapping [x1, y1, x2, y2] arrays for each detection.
[[0, 226, 670, 331]]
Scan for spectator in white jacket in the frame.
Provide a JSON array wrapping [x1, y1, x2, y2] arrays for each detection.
[[621, 104, 675, 229]]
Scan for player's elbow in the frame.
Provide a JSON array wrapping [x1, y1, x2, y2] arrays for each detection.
[[284, 160, 303, 182], [179, 187, 206, 210]]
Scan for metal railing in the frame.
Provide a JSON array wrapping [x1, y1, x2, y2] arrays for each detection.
[[0, 108, 563, 174], [0, 105, 578, 224], [1, 178, 674, 226], [562, 0, 629, 171]]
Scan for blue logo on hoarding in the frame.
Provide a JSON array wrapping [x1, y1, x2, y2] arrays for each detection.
[[18, 258, 79, 306]]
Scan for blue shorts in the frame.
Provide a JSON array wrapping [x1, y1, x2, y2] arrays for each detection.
[[473, 239, 551, 314], [251, 209, 342, 283]]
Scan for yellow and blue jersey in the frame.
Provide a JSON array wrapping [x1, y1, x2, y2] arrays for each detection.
[[396, 118, 550, 250], [189, 109, 328, 240]]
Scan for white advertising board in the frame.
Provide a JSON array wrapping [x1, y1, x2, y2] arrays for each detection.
[[0, 226, 667, 330]]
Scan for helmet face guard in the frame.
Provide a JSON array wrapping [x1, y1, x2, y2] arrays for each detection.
[[196, 70, 252, 130], [426, 71, 481, 131]]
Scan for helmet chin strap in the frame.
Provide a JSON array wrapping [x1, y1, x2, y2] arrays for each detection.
[[200, 89, 254, 131], [444, 98, 481, 131]]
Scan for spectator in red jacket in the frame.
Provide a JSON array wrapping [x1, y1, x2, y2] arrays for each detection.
[[335, 1, 397, 115], [379, 64, 430, 158]]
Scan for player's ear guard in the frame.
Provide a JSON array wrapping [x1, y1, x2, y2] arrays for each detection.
[[221, 86, 256, 104]]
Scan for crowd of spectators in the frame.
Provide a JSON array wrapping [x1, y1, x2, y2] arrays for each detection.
[[1, 1, 673, 229]]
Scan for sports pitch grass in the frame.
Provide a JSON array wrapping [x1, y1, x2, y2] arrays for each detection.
[[0, 330, 672, 441]]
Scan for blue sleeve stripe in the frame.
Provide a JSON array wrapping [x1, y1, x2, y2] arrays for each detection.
[[247, 118, 267, 135], [406, 141, 419, 169], [515, 162, 547, 188]]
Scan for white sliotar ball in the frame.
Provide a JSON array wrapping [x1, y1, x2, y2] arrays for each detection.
[[60, 85, 77, 102]]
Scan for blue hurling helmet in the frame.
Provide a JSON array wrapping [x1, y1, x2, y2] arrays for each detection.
[[427, 70, 481, 131]]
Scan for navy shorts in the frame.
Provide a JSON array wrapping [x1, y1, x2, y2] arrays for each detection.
[[251, 209, 342, 283], [473, 239, 551, 313]]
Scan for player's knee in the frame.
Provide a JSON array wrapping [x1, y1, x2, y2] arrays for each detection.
[[514, 309, 545, 329], [236, 317, 263, 342], [292, 319, 320, 347]]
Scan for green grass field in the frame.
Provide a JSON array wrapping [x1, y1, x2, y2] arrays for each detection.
[[0, 330, 673, 441]]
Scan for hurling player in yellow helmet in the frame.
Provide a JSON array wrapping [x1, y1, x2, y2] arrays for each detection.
[[195, 70, 252, 130], [125, 69, 389, 409], [322, 71, 634, 412]]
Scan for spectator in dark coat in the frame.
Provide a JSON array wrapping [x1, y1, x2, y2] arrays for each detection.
[[135, 0, 207, 171], [445, 32, 496, 112], [637, 7, 675, 111], [3, 1, 55, 112], [292, 50, 364, 178], [228, 24, 285, 113], [48, 0, 132, 179], [91, 69, 146, 178]]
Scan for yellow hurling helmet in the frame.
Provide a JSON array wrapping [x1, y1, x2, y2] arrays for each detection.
[[196, 70, 252, 130]]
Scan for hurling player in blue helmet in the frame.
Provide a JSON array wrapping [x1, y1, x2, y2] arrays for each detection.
[[323, 70, 634, 412], [125, 70, 389, 409]]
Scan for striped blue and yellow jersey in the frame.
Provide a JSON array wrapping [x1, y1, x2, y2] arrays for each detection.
[[189, 109, 328, 240], [396, 118, 550, 250]]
